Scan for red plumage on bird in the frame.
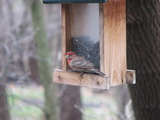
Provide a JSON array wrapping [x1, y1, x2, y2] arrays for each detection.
[[66, 51, 109, 78]]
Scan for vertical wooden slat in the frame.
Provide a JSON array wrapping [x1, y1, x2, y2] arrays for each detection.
[[61, 4, 67, 70], [99, 3, 105, 73], [61, 4, 72, 70], [103, 0, 126, 86]]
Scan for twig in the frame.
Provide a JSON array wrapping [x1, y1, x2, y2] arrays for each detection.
[[74, 104, 98, 119]]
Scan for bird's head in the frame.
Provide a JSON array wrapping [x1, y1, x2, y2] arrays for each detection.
[[66, 51, 77, 63], [66, 51, 77, 59]]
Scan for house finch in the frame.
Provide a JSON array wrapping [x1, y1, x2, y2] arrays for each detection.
[[66, 51, 108, 78]]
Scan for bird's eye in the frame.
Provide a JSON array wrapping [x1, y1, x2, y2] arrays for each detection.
[[66, 54, 72, 58]]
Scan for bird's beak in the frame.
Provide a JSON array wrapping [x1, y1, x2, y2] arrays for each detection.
[[66, 55, 70, 58]]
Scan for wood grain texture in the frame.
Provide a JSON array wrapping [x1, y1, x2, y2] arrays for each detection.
[[53, 69, 110, 89], [99, 3, 105, 73], [126, 70, 136, 84], [103, 0, 126, 86], [61, 4, 72, 70]]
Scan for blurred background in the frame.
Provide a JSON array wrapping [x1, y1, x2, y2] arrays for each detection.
[[0, 0, 134, 120]]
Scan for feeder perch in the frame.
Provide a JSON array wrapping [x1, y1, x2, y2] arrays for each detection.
[[43, 0, 136, 89]]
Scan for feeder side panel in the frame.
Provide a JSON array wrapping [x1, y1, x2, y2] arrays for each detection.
[[103, 0, 126, 86]]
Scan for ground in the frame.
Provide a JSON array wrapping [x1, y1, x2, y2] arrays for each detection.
[[7, 84, 128, 120]]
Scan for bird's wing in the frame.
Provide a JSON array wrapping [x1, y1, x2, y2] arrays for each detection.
[[70, 57, 94, 69]]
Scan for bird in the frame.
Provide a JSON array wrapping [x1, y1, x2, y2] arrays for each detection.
[[66, 51, 109, 78]]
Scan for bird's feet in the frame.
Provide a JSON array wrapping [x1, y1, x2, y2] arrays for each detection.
[[79, 72, 84, 79], [68, 69, 75, 72], [104, 76, 110, 78]]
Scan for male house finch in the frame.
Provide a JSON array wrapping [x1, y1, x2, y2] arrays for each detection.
[[66, 51, 108, 77]]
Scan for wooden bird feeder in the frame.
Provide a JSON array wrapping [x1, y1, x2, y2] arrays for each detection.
[[43, 0, 136, 89]]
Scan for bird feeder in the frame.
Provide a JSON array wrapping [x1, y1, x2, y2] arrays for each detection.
[[43, 0, 136, 89]]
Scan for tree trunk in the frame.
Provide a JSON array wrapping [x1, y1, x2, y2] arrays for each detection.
[[0, 85, 10, 120], [0, 0, 13, 119], [31, 1, 59, 120], [28, 57, 40, 84], [127, 0, 160, 120], [59, 86, 82, 120], [43, 5, 82, 120], [20, 0, 40, 84]]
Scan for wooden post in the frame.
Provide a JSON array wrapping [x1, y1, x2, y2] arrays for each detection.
[[62, 4, 72, 70], [102, 0, 126, 86]]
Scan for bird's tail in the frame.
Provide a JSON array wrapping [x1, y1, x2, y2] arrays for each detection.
[[93, 69, 109, 78]]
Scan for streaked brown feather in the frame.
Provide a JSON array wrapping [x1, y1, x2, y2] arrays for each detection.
[[66, 52, 107, 77], [69, 56, 94, 70]]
